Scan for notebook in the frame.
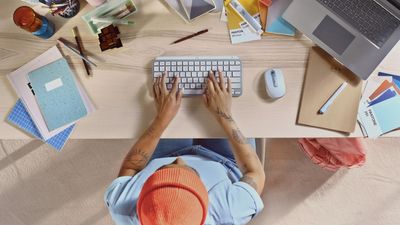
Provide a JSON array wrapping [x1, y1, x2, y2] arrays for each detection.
[[297, 47, 363, 133], [28, 58, 88, 131], [7, 99, 74, 151], [7, 46, 96, 140]]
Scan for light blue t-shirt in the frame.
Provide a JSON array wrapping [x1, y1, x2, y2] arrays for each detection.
[[104, 155, 264, 225]]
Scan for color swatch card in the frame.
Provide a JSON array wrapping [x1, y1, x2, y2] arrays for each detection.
[[358, 74, 400, 138], [28, 58, 88, 131], [225, 0, 262, 44]]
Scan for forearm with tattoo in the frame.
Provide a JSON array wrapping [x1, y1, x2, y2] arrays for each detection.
[[216, 110, 265, 194], [118, 119, 167, 177]]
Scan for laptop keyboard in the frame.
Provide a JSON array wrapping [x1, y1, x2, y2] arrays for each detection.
[[317, 0, 400, 47], [152, 56, 242, 97]]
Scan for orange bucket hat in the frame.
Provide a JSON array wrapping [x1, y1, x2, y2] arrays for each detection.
[[137, 167, 208, 225]]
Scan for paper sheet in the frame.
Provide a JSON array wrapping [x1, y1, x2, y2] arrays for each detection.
[[7, 46, 96, 140]]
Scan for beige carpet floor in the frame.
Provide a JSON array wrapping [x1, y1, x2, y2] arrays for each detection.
[[1, 138, 399, 225]]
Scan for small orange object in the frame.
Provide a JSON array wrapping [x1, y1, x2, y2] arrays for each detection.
[[259, 0, 272, 7]]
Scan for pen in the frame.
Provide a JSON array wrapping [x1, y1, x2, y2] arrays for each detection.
[[72, 27, 91, 76], [171, 29, 209, 45], [318, 82, 348, 114], [91, 17, 134, 25], [57, 39, 97, 67]]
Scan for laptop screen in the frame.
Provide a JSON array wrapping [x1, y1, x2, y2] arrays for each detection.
[[388, 0, 400, 10]]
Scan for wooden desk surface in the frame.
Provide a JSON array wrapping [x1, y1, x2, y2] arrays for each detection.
[[1, 0, 400, 139]]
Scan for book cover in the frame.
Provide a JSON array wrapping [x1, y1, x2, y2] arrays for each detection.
[[28, 58, 87, 131]]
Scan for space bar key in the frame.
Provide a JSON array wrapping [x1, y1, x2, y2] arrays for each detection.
[[183, 89, 204, 95]]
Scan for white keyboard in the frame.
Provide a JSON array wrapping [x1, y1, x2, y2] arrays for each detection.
[[152, 56, 243, 97]]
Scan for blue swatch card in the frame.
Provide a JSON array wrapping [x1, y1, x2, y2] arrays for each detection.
[[28, 58, 87, 131], [369, 89, 397, 107], [7, 99, 74, 151]]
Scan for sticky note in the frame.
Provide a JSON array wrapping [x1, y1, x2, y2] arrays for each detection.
[[45, 78, 63, 92]]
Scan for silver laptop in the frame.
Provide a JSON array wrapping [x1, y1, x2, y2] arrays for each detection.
[[282, 0, 400, 80]]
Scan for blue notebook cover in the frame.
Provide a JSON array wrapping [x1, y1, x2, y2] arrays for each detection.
[[28, 58, 87, 131], [7, 99, 74, 151]]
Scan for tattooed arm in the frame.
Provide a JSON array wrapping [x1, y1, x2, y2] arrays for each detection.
[[118, 73, 183, 177], [203, 71, 265, 194]]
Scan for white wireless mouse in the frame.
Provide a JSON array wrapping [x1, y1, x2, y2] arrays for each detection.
[[264, 69, 286, 99]]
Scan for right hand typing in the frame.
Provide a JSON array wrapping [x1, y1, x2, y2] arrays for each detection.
[[202, 70, 234, 124]]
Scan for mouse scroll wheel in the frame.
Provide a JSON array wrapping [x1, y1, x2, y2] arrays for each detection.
[[271, 73, 278, 87]]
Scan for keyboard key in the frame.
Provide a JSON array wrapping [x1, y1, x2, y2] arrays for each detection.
[[154, 67, 159, 72], [231, 83, 241, 89], [160, 66, 164, 71], [230, 77, 241, 83], [154, 72, 162, 77], [191, 84, 196, 89], [154, 61, 159, 66], [166, 62, 170, 66], [200, 61, 205, 65], [206, 61, 211, 65], [177, 61, 182, 65], [232, 72, 241, 77], [160, 61, 165, 66], [182, 78, 187, 83], [171, 61, 176, 66], [183, 61, 188, 65], [195, 61, 199, 65], [200, 66, 206, 71], [189, 61, 194, 65], [230, 66, 241, 71]]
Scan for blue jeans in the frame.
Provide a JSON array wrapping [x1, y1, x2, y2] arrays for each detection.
[[151, 138, 256, 161]]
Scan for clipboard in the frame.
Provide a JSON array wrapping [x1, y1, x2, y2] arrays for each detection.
[[297, 47, 363, 133]]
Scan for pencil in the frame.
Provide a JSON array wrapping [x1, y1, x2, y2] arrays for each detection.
[[318, 82, 348, 114], [171, 29, 209, 45], [72, 27, 91, 76], [57, 39, 97, 67]]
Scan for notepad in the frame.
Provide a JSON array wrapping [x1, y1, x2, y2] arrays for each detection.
[[28, 58, 88, 131], [297, 47, 362, 133]]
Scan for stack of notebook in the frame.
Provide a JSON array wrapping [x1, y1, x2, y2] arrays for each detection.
[[358, 72, 400, 138], [7, 46, 96, 151]]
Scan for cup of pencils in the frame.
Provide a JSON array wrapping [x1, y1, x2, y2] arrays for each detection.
[[43, 0, 80, 18]]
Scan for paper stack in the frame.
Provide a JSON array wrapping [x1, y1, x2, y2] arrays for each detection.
[[358, 72, 400, 138], [7, 46, 96, 151]]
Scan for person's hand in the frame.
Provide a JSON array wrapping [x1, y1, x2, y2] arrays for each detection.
[[203, 70, 233, 124], [153, 72, 183, 125]]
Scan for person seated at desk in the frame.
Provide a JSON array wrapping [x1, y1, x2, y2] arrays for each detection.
[[104, 71, 266, 225]]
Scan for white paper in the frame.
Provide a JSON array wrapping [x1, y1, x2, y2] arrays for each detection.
[[7, 46, 96, 140]]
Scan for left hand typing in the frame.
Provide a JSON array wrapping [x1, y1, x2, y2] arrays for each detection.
[[153, 72, 183, 125]]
